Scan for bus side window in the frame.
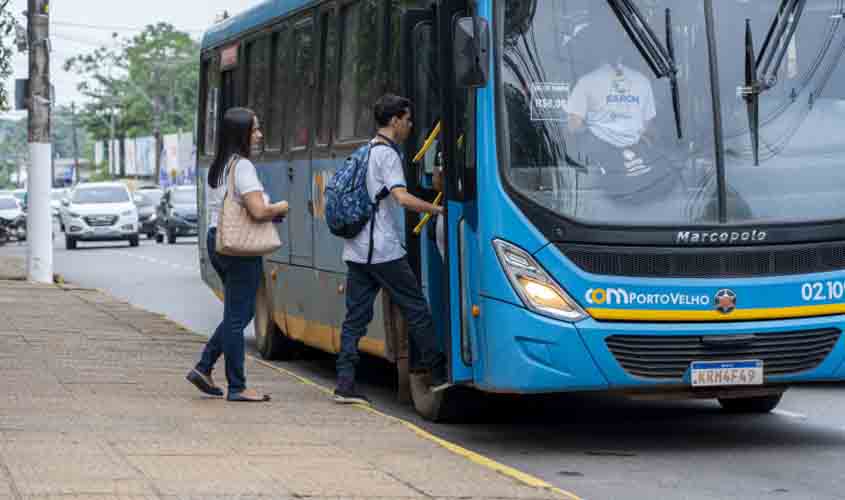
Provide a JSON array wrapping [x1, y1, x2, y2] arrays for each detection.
[[316, 9, 338, 146], [245, 36, 271, 147], [388, 0, 431, 95], [201, 55, 220, 157], [411, 22, 440, 182], [268, 27, 289, 151], [455, 88, 476, 199], [337, 0, 380, 141], [288, 19, 314, 149]]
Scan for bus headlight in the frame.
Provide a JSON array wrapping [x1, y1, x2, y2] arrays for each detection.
[[493, 239, 587, 322]]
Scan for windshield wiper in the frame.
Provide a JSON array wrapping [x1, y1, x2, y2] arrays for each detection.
[[606, 1, 683, 139], [742, 0, 808, 165]]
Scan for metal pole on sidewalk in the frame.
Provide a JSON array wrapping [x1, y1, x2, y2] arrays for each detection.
[[26, 0, 53, 284], [71, 102, 80, 185]]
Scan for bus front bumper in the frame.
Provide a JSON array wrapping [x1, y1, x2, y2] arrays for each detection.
[[475, 297, 845, 394]]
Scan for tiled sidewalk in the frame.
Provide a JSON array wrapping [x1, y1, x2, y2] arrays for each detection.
[[0, 256, 564, 500]]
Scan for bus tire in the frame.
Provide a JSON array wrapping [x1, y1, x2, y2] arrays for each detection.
[[254, 281, 298, 361], [409, 372, 463, 422], [718, 393, 783, 414]]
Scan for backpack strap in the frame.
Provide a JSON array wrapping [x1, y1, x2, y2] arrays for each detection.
[[365, 141, 397, 265]]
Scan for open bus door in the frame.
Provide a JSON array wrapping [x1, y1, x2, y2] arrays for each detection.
[[401, 1, 479, 421]]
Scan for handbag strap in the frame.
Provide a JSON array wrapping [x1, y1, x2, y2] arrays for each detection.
[[224, 155, 240, 205]]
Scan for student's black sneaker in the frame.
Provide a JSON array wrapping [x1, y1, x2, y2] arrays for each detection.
[[333, 388, 372, 405], [333, 379, 371, 405]]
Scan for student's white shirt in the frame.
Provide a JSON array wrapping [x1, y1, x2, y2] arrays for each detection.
[[568, 63, 656, 148], [342, 142, 408, 264], [207, 157, 264, 229]]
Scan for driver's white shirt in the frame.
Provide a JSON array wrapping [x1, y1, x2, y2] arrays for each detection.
[[568, 63, 656, 148]]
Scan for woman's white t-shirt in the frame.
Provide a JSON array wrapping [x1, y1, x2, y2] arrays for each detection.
[[207, 158, 264, 229]]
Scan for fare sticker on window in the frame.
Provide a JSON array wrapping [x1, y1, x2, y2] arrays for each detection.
[[530, 82, 570, 122]]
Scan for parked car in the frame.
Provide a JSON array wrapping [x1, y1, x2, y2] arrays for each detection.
[[0, 196, 26, 241], [60, 182, 140, 250], [155, 185, 198, 244], [51, 188, 68, 219], [133, 188, 163, 239]]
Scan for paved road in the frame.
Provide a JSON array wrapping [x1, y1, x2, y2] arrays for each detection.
[[4, 235, 845, 499]]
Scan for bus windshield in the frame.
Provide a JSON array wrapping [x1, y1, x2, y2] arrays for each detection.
[[499, 0, 845, 226]]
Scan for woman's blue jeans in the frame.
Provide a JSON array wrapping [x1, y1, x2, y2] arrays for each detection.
[[196, 227, 262, 394]]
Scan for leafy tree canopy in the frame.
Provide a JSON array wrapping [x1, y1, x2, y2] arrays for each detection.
[[0, 0, 19, 111], [63, 23, 199, 142]]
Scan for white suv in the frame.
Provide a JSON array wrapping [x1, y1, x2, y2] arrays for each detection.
[[61, 182, 140, 250]]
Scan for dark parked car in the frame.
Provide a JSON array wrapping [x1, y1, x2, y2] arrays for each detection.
[[133, 188, 164, 239], [156, 185, 198, 244]]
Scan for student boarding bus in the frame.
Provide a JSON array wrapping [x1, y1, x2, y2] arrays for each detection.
[[198, 0, 845, 421]]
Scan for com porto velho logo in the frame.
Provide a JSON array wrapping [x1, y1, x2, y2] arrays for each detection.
[[585, 288, 711, 307], [676, 229, 767, 245]]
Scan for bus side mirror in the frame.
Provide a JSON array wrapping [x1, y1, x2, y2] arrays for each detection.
[[453, 16, 490, 89]]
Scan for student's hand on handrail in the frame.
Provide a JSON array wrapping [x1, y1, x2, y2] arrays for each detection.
[[413, 192, 443, 236], [391, 187, 443, 217]]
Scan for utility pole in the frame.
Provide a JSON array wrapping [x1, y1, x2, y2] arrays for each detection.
[[70, 102, 80, 185], [26, 0, 52, 284], [109, 110, 116, 180], [152, 65, 163, 185]]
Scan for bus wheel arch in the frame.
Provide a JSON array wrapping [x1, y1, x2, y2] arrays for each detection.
[[409, 373, 466, 422], [255, 278, 299, 361], [382, 295, 467, 422]]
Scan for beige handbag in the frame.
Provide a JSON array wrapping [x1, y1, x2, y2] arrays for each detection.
[[215, 156, 282, 257]]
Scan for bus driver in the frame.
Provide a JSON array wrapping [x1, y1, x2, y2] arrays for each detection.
[[567, 60, 656, 181]]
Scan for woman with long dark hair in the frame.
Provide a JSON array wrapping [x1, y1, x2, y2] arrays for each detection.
[[186, 107, 288, 402]]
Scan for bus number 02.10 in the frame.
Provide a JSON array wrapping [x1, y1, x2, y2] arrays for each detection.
[[801, 281, 845, 302]]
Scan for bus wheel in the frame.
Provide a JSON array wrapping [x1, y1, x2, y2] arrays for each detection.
[[254, 281, 298, 361], [409, 373, 463, 422], [718, 393, 784, 414]]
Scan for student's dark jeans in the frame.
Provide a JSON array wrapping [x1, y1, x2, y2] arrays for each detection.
[[196, 227, 262, 395], [338, 257, 445, 383]]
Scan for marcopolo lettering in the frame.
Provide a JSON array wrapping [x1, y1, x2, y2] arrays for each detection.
[[585, 288, 711, 307], [676, 230, 767, 245]]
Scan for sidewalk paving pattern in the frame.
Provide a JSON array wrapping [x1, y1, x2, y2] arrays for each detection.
[[0, 257, 565, 500]]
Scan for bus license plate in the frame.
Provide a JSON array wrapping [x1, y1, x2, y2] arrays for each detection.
[[690, 360, 763, 387]]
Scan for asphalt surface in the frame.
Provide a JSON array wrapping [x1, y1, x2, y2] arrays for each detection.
[[4, 232, 845, 500]]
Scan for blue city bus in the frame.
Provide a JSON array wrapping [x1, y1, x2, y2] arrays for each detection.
[[198, 0, 845, 420]]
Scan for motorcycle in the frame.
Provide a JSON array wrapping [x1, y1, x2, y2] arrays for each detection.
[[0, 217, 11, 246], [0, 215, 26, 244]]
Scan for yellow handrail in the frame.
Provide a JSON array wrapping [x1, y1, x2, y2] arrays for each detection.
[[413, 121, 442, 163], [413, 192, 443, 235]]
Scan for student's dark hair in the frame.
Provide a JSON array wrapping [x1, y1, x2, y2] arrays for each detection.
[[208, 107, 256, 189], [374, 94, 412, 128]]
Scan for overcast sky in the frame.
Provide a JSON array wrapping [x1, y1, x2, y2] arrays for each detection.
[[3, 0, 263, 119]]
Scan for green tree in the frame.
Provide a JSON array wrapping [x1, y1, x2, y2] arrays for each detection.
[[0, 1, 19, 111], [63, 23, 199, 172], [0, 118, 28, 188]]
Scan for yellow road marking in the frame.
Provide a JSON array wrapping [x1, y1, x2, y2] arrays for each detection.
[[249, 356, 583, 500]]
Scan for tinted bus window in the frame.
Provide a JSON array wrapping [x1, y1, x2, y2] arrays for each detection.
[[268, 28, 289, 150], [317, 10, 338, 145], [246, 36, 271, 141], [388, 0, 428, 94], [203, 56, 220, 156], [338, 0, 379, 140], [290, 21, 314, 148]]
